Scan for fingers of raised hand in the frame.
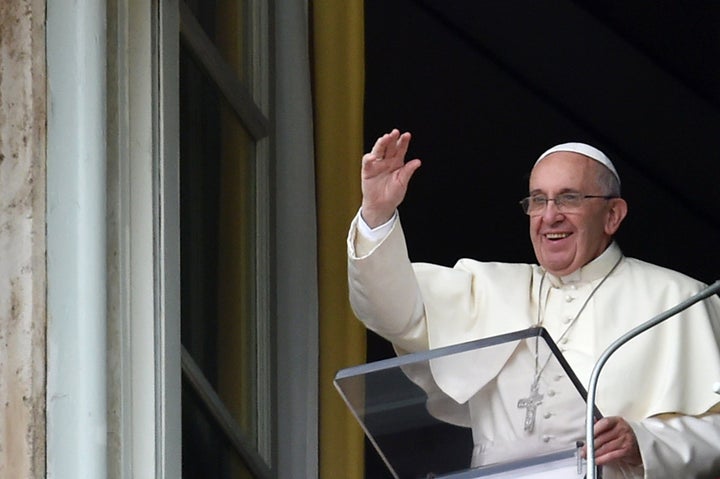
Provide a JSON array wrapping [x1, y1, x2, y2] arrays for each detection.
[[385, 131, 411, 161], [369, 130, 394, 159], [369, 129, 410, 161], [395, 158, 422, 186], [361, 152, 389, 178]]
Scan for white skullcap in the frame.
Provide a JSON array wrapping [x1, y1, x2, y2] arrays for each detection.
[[535, 142, 620, 185]]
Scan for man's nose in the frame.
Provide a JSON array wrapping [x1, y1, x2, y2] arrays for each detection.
[[541, 200, 563, 222]]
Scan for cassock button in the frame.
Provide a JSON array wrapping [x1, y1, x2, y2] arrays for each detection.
[[560, 338, 569, 345], [547, 390, 556, 397], [553, 374, 563, 382], [542, 435, 552, 443], [563, 316, 573, 324], [565, 295, 575, 303], [543, 412, 552, 419]]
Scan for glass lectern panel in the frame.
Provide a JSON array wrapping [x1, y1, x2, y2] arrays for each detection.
[[334, 328, 601, 479]]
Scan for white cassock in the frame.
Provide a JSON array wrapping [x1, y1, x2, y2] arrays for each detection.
[[347, 211, 720, 479]]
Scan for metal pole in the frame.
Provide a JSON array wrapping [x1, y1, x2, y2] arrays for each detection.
[[585, 280, 720, 479]]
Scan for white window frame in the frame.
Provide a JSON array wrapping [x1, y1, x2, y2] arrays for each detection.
[[52, 0, 182, 477], [49, 0, 318, 477], [108, 0, 183, 476], [47, 0, 112, 477]]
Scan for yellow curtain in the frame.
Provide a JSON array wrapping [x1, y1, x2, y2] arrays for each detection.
[[311, 2, 367, 478]]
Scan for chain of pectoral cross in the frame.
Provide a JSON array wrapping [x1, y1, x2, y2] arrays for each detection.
[[517, 256, 622, 434]]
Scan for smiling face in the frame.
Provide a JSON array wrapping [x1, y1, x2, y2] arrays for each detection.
[[528, 152, 628, 276]]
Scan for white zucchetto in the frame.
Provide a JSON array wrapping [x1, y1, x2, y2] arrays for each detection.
[[535, 142, 620, 185]]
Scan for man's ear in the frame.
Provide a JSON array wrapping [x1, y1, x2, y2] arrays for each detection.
[[605, 198, 628, 236]]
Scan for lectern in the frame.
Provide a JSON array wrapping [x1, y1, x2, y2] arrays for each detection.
[[334, 328, 602, 478]]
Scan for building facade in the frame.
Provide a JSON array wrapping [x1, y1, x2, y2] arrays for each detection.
[[1, 1, 365, 477]]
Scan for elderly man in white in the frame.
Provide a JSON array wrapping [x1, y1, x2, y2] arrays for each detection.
[[347, 129, 720, 478]]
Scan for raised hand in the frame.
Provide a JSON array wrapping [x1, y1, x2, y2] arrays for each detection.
[[360, 129, 422, 228]]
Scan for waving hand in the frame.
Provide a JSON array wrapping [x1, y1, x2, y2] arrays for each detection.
[[361, 129, 422, 228]]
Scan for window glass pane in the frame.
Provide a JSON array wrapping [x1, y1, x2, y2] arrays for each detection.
[[182, 377, 256, 479], [183, 0, 249, 84], [179, 40, 258, 446]]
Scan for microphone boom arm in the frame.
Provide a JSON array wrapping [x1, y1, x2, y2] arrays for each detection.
[[585, 279, 720, 479]]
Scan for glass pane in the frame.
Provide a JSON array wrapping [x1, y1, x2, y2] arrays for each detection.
[[182, 377, 256, 479], [335, 328, 594, 478], [179, 39, 258, 446], [183, 0, 249, 83]]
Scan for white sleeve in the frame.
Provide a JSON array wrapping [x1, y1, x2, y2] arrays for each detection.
[[347, 209, 428, 351], [349, 209, 398, 259], [629, 413, 720, 478], [356, 208, 397, 242]]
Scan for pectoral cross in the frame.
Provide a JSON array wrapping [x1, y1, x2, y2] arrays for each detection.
[[517, 383, 543, 433]]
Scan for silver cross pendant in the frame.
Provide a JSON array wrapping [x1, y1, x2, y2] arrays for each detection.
[[517, 383, 544, 433]]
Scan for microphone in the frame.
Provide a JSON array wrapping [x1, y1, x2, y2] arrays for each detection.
[[585, 279, 720, 479]]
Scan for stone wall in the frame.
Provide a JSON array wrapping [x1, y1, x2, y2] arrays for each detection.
[[0, 0, 46, 477]]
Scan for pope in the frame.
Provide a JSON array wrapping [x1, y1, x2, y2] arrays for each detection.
[[347, 129, 720, 478]]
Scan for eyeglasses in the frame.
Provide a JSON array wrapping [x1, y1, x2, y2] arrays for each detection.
[[519, 192, 618, 215]]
